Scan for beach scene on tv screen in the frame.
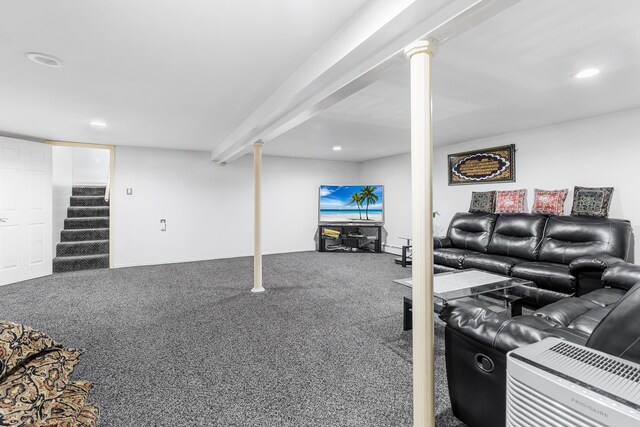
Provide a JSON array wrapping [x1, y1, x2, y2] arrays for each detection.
[[319, 185, 383, 222]]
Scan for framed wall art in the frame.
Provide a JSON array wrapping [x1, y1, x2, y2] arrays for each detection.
[[448, 144, 516, 186]]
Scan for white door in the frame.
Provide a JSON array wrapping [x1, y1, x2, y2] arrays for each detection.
[[0, 137, 52, 286]]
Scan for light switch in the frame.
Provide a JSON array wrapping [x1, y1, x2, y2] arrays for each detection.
[[126, 188, 133, 195], [160, 219, 166, 232]]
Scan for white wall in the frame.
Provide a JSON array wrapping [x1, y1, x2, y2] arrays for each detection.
[[72, 147, 110, 185], [358, 153, 412, 254], [110, 108, 640, 267], [112, 146, 359, 267], [359, 108, 640, 258], [52, 146, 73, 252]]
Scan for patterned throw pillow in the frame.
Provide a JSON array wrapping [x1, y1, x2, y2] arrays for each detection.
[[0, 320, 60, 380], [571, 186, 614, 217], [469, 191, 496, 213], [495, 189, 527, 213], [532, 189, 568, 216]]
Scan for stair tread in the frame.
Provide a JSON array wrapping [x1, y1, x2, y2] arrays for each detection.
[[63, 228, 109, 231], [65, 217, 110, 220], [68, 208, 109, 214], [54, 254, 109, 260], [53, 253, 109, 271], [69, 195, 109, 207], [57, 239, 109, 246]]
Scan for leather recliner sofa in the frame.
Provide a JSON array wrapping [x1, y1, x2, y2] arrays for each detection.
[[439, 262, 640, 427], [434, 212, 634, 308]]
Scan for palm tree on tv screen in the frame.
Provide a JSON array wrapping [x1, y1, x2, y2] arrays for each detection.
[[348, 193, 363, 219], [360, 186, 378, 220]]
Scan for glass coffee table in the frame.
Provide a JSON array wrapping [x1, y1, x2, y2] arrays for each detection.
[[394, 269, 536, 331]]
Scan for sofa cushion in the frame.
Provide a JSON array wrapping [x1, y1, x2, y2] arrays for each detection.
[[434, 248, 473, 269], [533, 297, 600, 326], [447, 212, 497, 253], [524, 288, 573, 308], [580, 287, 626, 307], [487, 213, 547, 260], [511, 262, 576, 294], [538, 216, 633, 264], [568, 307, 610, 334], [462, 253, 525, 275], [543, 327, 591, 345]]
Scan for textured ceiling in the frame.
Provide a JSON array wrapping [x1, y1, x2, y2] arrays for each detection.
[[0, 0, 369, 150], [264, 0, 640, 161]]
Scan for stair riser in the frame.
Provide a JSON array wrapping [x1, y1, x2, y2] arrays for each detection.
[[53, 256, 109, 273], [61, 229, 109, 242], [56, 241, 109, 257], [70, 196, 109, 207], [67, 207, 110, 218], [64, 218, 109, 229], [72, 187, 106, 196]]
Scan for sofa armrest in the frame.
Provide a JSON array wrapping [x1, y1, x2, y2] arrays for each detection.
[[569, 254, 625, 276], [439, 300, 556, 353], [433, 236, 451, 249], [602, 262, 640, 291]]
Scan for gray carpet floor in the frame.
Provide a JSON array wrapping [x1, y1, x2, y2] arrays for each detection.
[[0, 252, 463, 427]]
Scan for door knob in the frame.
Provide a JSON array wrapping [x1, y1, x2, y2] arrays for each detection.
[[0, 218, 7, 222]]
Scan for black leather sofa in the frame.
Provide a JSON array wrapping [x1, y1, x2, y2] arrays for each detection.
[[434, 212, 634, 307], [439, 262, 640, 427]]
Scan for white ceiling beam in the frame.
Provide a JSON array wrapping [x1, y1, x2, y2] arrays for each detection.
[[0, 130, 44, 143], [210, 0, 415, 163], [212, 0, 521, 164]]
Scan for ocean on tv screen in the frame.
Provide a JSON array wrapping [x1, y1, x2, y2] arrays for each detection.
[[319, 185, 383, 222]]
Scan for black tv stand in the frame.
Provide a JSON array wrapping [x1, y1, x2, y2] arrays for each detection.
[[318, 224, 382, 253]]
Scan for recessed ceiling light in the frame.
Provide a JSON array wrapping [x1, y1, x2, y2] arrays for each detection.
[[89, 120, 107, 129], [25, 52, 65, 68], [333, 145, 342, 151], [574, 68, 600, 79]]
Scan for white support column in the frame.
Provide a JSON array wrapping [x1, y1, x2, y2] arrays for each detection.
[[404, 39, 438, 427], [252, 141, 265, 293]]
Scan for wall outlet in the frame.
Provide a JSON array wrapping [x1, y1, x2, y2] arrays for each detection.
[[126, 188, 133, 195]]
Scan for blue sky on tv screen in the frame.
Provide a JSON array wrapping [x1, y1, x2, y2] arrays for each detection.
[[319, 185, 383, 211]]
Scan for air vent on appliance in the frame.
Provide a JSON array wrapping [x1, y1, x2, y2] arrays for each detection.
[[549, 342, 640, 382], [507, 338, 640, 427]]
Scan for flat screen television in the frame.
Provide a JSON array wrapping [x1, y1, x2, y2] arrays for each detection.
[[318, 185, 384, 224]]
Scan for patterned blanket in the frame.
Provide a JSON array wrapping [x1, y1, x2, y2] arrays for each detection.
[[0, 321, 100, 426]]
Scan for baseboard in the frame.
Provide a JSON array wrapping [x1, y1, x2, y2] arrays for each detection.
[[112, 248, 320, 269], [384, 247, 402, 256]]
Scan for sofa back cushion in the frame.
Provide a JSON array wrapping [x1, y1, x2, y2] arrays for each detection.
[[538, 216, 633, 264], [602, 262, 640, 291], [447, 212, 498, 253], [587, 282, 640, 364], [487, 213, 548, 260]]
